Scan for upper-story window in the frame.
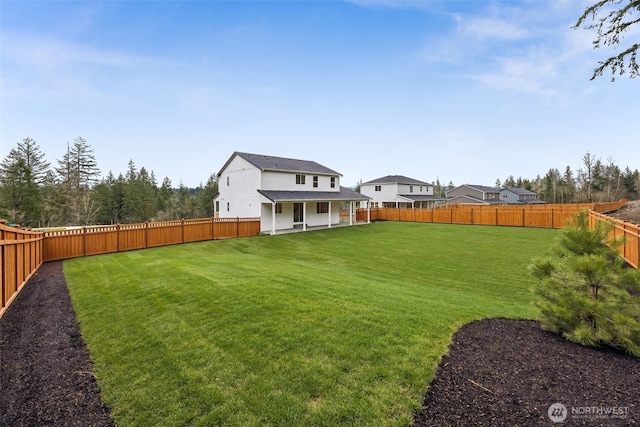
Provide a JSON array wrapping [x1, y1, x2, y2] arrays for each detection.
[[410, 186, 413, 193], [313, 176, 318, 188], [296, 174, 306, 185], [375, 185, 381, 191], [226, 176, 229, 186], [330, 177, 336, 188]]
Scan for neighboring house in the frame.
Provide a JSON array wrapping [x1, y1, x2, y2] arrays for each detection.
[[359, 175, 445, 208], [213, 152, 370, 234], [445, 184, 502, 205], [500, 187, 544, 204], [444, 184, 543, 205]]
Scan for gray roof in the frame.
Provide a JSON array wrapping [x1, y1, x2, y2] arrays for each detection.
[[258, 186, 370, 202], [444, 195, 503, 205], [463, 184, 501, 193], [397, 194, 447, 202], [503, 187, 537, 195], [219, 152, 341, 176], [362, 175, 430, 186]]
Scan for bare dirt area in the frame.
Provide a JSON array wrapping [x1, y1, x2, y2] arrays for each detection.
[[1, 262, 639, 426], [606, 199, 640, 225]]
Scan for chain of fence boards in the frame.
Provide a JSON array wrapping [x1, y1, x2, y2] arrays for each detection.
[[1, 200, 637, 318]]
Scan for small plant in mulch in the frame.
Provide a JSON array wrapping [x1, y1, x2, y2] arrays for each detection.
[[529, 210, 640, 356]]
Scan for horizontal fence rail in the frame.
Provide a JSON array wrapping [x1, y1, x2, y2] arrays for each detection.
[[0, 220, 44, 318]]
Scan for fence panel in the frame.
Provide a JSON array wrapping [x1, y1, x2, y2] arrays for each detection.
[[184, 218, 215, 243], [148, 221, 183, 248], [1, 222, 44, 318]]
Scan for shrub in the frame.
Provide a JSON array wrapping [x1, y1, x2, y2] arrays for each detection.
[[529, 211, 640, 356]]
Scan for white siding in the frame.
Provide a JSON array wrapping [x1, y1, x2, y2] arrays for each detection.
[[397, 183, 433, 195], [261, 171, 340, 192], [361, 183, 398, 205], [217, 155, 262, 218]]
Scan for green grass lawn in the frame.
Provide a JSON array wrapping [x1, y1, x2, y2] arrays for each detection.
[[64, 221, 558, 426]]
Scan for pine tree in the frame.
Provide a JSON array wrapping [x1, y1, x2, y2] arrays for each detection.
[[55, 137, 101, 225], [0, 137, 50, 226], [530, 211, 640, 355]]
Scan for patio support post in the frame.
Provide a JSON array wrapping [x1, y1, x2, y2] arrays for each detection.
[[271, 202, 276, 235], [367, 200, 371, 223], [349, 201, 353, 225], [303, 202, 307, 231], [328, 201, 332, 228]]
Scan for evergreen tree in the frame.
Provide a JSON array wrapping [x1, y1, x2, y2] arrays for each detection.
[[530, 211, 640, 355], [55, 137, 101, 225], [0, 137, 50, 226], [194, 174, 218, 217]]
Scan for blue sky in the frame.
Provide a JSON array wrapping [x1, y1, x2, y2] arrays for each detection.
[[1, 0, 638, 188]]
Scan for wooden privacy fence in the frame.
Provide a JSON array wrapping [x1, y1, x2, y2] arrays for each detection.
[[0, 220, 44, 318], [357, 202, 601, 228], [43, 217, 261, 261], [589, 210, 640, 269]]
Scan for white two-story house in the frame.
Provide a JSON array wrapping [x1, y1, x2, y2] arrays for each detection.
[[359, 175, 445, 208], [213, 152, 370, 234]]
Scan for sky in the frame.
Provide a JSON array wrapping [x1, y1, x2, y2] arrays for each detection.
[[1, 0, 638, 189]]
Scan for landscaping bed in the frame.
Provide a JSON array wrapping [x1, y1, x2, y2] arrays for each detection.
[[1, 259, 639, 426]]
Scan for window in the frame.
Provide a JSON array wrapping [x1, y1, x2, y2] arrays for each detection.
[[410, 186, 413, 193], [275, 203, 282, 214], [313, 176, 318, 188], [226, 202, 230, 212], [226, 176, 229, 186], [330, 177, 336, 188], [317, 202, 329, 214], [296, 174, 306, 185], [375, 185, 381, 191]]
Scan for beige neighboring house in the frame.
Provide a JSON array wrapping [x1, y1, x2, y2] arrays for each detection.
[[444, 184, 543, 205], [359, 175, 446, 208], [213, 152, 371, 234]]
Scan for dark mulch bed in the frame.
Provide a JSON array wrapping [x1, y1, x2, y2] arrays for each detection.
[[1, 262, 639, 426], [0, 261, 113, 427], [413, 318, 640, 426]]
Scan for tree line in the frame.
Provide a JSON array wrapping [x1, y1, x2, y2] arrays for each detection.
[[0, 137, 217, 228], [430, 151, 639, 204], [1, 137, 639, 228]]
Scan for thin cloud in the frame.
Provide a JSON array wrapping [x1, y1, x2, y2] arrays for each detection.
[[2, 34, 164, 70], [456, 16, 529, 41]]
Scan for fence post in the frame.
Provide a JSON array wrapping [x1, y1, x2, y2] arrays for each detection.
[[181, 219, 185, 243], [145, 222, 149, 249], [551, 209, 555, 229], [470, 208, 474, 225], [116, 224, 121, 252], [237, 218, 240, 237], [1, 221, 5, 310], [495, 209, 499, 226], [83, 227, 87, 257], [522, 209, 525, 227]]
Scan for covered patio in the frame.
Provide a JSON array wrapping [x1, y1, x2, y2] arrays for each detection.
[[257, 188, 371, 235]]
